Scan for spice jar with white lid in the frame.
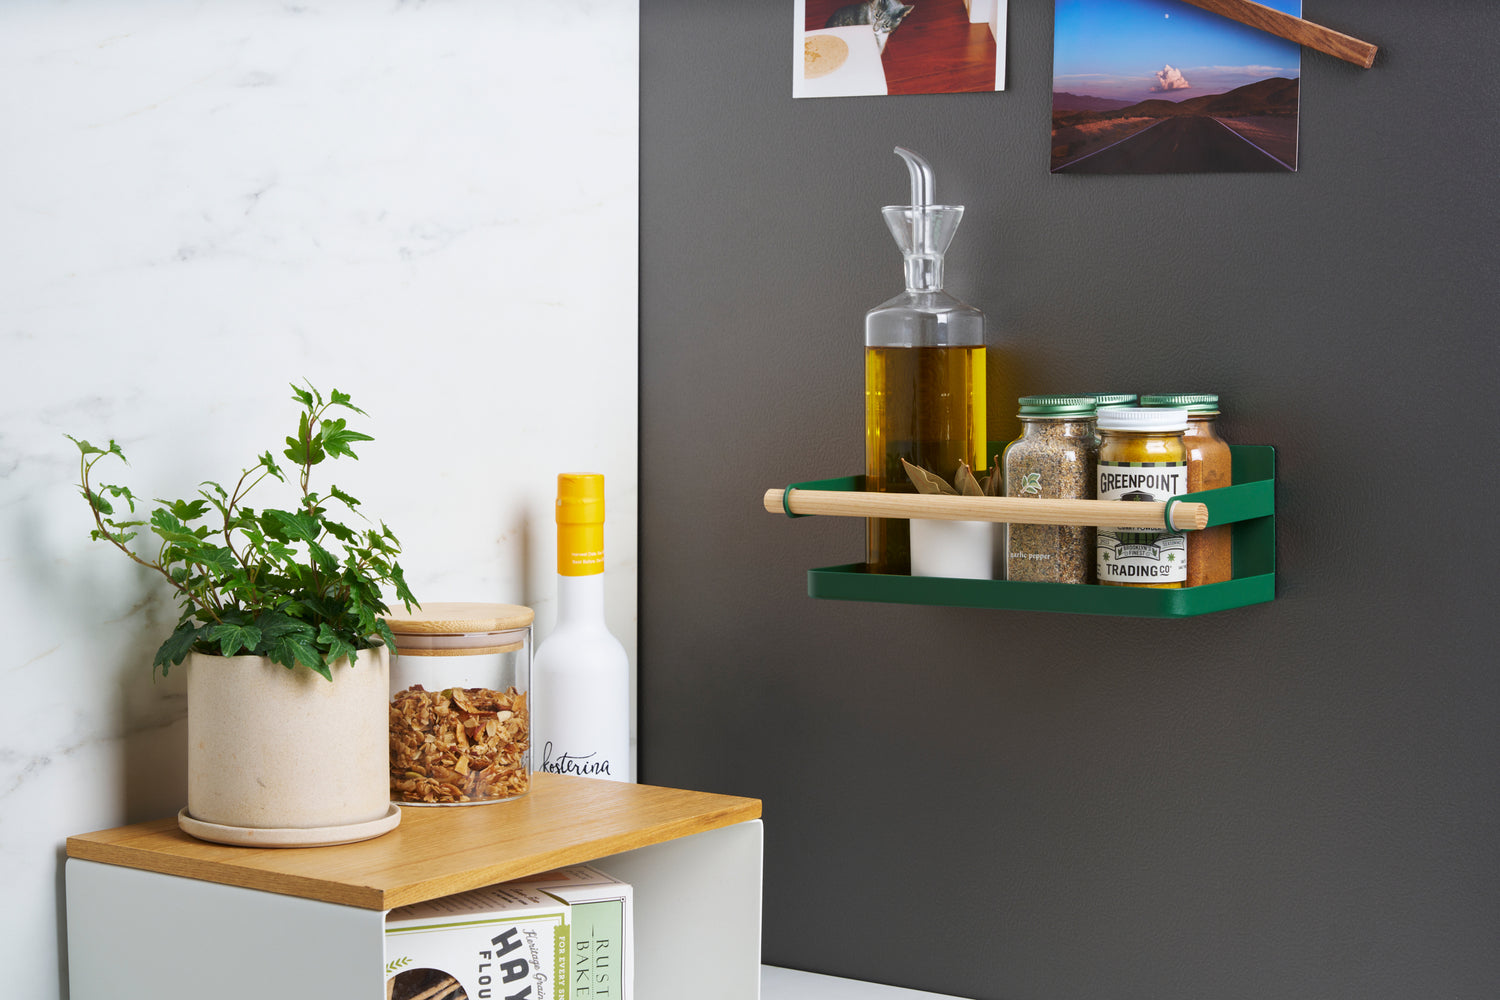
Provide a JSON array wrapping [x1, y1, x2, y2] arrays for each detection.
[[384, 602, 533, 806], [1002, 395, 1098, 583], [1096, 408, 1190, 588]]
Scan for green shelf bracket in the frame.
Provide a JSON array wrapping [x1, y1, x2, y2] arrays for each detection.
[[785, 445, 1276, 618]]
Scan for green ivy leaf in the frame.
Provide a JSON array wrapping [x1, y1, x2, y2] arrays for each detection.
[[289, 383, 316, 409], [391, 563, 417, 611], [68, 435, 107, 457], [256, 451, 286, 482], [317, 623, 357, 668], [269, 633, 325, 677], [264, 509, 319, 543], [154, 621, 206, 673], [283, 433, 308, 466], [319, 418, 373, 460], [85, 488, 114, 516], [327, 485, 360, 509], [67, 435, 125, 460], [263, 540, 297, 564], [256, 608, 315, 641], [296, 411, 327, 467], [197, 483, 229, 519], [163, 498, 209, 522], [207, 623, 263, 657], [371, 616, 397, 653], [365, 528, 396, 556], [149, 509, 203, 545], [195, 545, 238, 576], [102, 484, 137, 512], [307, 540, 341, 574], [328, 389, 367, 416]]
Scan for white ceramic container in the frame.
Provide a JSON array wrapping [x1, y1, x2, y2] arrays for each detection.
[[908, 519, 1000, 580]]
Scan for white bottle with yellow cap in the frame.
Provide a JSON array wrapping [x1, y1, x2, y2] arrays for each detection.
[[532, 473, 631, 782]]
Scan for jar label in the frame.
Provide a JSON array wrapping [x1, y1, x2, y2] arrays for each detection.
[[1097, 460, 1187, 584]]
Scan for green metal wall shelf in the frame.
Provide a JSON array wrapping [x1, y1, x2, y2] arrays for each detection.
[[783, 445, 1276, 618]]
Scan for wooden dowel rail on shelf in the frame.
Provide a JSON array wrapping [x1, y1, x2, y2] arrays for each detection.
[[763, 488, 1210, 532]]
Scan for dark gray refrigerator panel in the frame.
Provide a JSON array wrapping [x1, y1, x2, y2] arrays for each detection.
[[640, 2, 1500, 997]]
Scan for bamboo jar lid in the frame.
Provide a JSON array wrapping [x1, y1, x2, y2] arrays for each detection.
[[383, 602, 534, 657]]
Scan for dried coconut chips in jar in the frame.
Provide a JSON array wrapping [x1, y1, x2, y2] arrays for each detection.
[[384, 602, 533, 805]]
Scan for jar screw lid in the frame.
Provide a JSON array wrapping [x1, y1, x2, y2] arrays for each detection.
[[1017, 395, 1097, 416], [1096, 407, 1190, 432], [1086, 393, 1139, 409], [1141, 393, 1220, 413]]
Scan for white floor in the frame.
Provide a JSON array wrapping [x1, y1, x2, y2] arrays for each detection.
[[762, 966, 963, 999]]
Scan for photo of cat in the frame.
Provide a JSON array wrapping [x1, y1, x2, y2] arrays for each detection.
[[824, 0, 915, 53], [794, 0, 1006, 99]]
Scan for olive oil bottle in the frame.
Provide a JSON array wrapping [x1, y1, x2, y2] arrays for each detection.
[[864, 148, 987, 574]]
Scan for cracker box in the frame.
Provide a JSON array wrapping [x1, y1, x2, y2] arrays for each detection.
[[384, 881, 569, 1000], [511, 866, 633, 1000]]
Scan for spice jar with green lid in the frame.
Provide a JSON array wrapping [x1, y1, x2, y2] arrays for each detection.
[[1002, 395, 1098, 583], [1097, 408, 1189, 588], [1085, 395, 1138, 447], [1086, 393, 1138, 410], [1142, 394, 1232, 586]]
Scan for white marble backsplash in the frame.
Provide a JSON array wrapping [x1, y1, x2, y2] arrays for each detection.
[[0, 3, 639, 996]]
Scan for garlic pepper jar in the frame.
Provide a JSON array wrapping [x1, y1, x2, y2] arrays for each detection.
[[1002, 395, 1098, 584], [383, 602, 533, 805]]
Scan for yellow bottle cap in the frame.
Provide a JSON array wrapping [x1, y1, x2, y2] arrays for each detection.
[[555, 473, 605, 575], [556, 472, 605, 525]]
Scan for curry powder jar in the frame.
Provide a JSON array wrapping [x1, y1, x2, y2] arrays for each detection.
[[1096, 408, 1189, 588]]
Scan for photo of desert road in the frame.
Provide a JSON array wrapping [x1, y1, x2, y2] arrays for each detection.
[[1052, 0, 1301, 174], [1053, 77, 1299, 173]]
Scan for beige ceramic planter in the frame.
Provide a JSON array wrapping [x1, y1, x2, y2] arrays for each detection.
[[181, 646, 398, 847]]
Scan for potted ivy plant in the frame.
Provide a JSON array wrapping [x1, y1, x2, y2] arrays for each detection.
[[71, 383, 417, 847]]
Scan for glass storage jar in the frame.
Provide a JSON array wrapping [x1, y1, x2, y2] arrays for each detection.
[[1096, 408, 1189, 588], [384, 602, 533, 805], [1002, 395, 1098, 583], [1142, 393, 1232, 585]]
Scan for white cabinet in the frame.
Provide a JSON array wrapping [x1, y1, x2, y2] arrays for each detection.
[[66, 774, 762, 1000]]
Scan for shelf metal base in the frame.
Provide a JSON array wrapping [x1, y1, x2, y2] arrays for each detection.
[[793, 446, 1276, 618]]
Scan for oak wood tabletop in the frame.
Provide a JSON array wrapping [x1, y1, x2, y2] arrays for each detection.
[[67, 773, 761, 910]]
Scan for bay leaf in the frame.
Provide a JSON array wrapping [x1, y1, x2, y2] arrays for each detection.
[[901, 457, 957, 495], [986, 455, 1005, 496], [955, 461, 985, 497]]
